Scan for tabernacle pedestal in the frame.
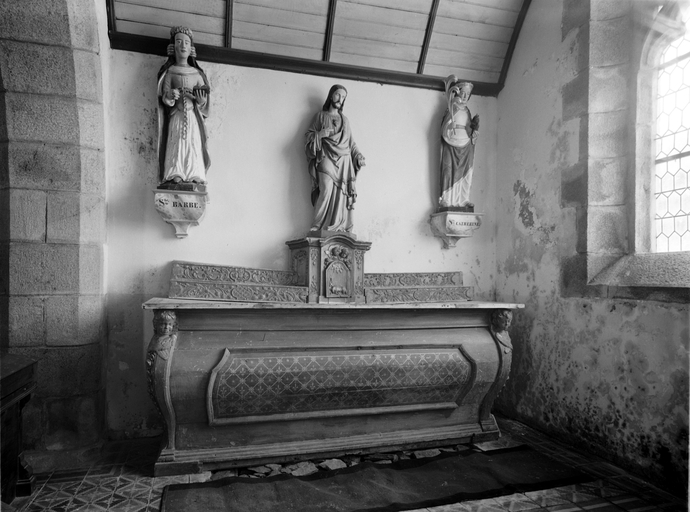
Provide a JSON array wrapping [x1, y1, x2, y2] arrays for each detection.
[[286, 234, 372, 303], [142, 299, 522, 476]]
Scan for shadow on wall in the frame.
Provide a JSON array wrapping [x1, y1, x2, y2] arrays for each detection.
[[279, 91, 323, 238]]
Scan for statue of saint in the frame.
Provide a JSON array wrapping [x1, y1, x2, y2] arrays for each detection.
[[438, 76, 479, 211], [157, 26, 211, 187], [305, 85, 365, 233]]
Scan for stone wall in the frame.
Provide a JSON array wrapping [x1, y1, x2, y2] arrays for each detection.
[[495, 0, 689, 496], [0, 0, 106, 453]]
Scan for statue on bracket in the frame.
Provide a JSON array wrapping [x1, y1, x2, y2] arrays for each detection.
[[157, 25, 211, 190], [430, 76, 483, 248], [438, 76, 479, 212], [153, 26, 211, 238], [305, 84, 366, 236]]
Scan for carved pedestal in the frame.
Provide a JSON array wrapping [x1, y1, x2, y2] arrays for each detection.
[[153, 189, 209, 238], [142, 299, 522, 476], [430, 211, 483, 248], [286, 234, 372, 303]]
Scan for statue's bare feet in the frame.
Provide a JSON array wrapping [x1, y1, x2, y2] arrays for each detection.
[[173, 177, 181, 184]]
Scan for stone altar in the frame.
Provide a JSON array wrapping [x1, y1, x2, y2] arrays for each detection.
[[143, 298, 522, 476]]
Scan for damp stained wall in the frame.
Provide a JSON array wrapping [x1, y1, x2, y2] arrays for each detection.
[[103, 48, 499, 437], [494, 0, 689, 494]]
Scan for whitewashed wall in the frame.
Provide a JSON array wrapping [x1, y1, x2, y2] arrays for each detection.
[[104, 50, 498, 436]]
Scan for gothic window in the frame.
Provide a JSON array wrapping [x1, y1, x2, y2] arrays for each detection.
[[654, 17, 690, 252]]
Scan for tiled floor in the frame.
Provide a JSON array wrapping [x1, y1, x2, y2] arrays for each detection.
[[5, 417, 687, 512]]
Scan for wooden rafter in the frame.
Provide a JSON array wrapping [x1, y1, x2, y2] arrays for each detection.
[[224, 0, 233, 48], [323, 0, 338, 62], [106, 0, 117, 36], [417, 0, 441, 75]]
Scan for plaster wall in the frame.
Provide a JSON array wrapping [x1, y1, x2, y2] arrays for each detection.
[[103, 50, 498, 436], [495, 0, 689, 495]]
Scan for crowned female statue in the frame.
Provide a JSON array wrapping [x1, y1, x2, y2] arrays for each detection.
[[157, 26, 211, 187]]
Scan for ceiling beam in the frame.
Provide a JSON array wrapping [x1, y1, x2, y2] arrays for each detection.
[[105, 0, 117, 38], [224, 0, 234, 48], [417, 0, 441, 75], [323, 0, 338, 62], [108, 32, 501, 96]]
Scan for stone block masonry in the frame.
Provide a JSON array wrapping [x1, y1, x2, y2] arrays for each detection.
[[0, 0, 107, 455]]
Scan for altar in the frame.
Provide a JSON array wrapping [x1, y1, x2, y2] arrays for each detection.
[[143, 297, 522, 476], [135, 62, 525, 475]]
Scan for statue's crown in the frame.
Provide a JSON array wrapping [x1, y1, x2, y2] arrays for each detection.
[[170, 26, 194, 41]]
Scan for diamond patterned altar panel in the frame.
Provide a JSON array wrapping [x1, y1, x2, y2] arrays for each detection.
[[209, 349, 471, 420]]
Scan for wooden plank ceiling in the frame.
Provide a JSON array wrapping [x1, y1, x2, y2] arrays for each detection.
[[108, 0, 530, 95]]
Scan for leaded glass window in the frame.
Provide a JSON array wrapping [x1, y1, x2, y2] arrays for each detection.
[[655, 21, 690, 252]]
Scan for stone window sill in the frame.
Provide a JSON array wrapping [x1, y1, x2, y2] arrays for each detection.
[[590, 252, 690, 289]]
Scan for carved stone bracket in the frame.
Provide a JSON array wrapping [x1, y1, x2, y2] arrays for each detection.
[[146, 310, 179, 460], [479, 309, 514, 428], [430, 211, 483, 248], [153, 189, 209, 238]]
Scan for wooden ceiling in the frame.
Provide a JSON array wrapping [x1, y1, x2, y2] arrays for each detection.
[[107, 0, 531, 96]]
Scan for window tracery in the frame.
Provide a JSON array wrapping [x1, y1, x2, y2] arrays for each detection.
[[654, 16, 690, 252]]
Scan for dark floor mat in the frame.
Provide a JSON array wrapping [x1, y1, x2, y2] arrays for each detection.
[[160, 445, 593, 512]]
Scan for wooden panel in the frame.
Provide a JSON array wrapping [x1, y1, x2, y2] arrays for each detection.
[[178, 308, 488, 331], [462, 0, 523, 13], [437, 0, 519, 27], [429, 31, 508, 59], [324, 51, 419, 72], [237, 0, 329, 17], [423, 63, 499, 83], [117, 20, 224, 47], [433, 15, 513, 42], [426, 46, 503, 72], [232, 38, 324, 61], [333, 17, 426, 46], [337, 1, 429, 30], [234, 3, 328, 34], [331, 35, 421, 62], [233, 21, 325, 51], [116, 0, 225, 18], [345, 0, 433, 14], [115, 2, 225, 35], [180, 327, 490, 350]]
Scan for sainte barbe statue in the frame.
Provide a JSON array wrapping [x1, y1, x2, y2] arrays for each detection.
[[157, 26, 211, 190]]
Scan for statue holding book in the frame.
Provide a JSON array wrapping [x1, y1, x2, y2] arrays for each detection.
[[157, 26, 211, 188], [438, 76, 479, 211]]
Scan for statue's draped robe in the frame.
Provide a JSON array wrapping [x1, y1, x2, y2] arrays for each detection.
[[157, 65, 211, 184], [439, 103, 475, 208], [305, 111, 363, 232]]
